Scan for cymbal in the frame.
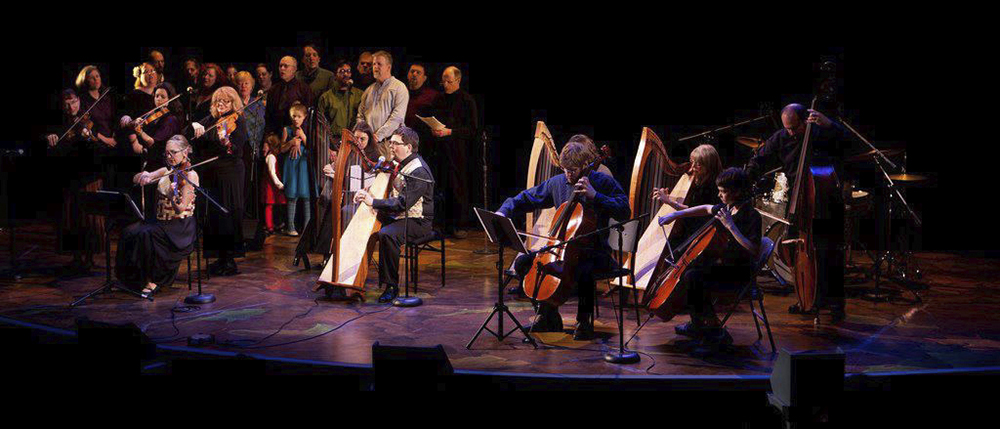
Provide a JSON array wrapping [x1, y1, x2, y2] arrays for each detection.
[[845, 148, 905, 163], [736, 136, 765, 149], [888, 173, 929, 183]]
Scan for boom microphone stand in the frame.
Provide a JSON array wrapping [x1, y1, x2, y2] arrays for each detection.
[[473, 130, 498, 255]]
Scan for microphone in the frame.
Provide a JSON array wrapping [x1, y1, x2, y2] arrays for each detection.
[[1, 148, 24, 156], [186, 86, 196, 94]]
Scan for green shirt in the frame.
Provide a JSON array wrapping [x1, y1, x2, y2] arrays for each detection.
[[316, 86, 364, 138], [296, 67, 336, 101]]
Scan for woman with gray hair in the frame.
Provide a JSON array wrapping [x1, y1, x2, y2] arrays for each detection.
[[119, 135, 200, 296]]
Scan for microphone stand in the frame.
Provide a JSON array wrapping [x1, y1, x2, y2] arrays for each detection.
[[171, 169, 229, 305], [382, 162, 434, 308], [838, 117, 923, 301], [676, 114, 771, 143], [474, 129, 498, 255]]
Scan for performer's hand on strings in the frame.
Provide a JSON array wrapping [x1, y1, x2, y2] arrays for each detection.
[[574, 176, 596, 200], [715, 207, 736, 231], [354, 189, 374, 206], [806, 109, 832, 128], [658, 212, 678, 226]]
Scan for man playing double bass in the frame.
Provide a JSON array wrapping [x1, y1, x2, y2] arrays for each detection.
[[744, 103, 846, 320], [497, 141, 630, 341]]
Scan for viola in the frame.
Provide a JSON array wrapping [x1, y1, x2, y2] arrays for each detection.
[[522, 145, 612, 306], [642, 204, 729, 321], [134, 107, 169, 133], [65, 112, 96, 142]]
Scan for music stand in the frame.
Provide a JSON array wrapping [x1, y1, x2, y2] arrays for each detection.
[[71, 190, 149, 306], [466, 208, 537, 349]]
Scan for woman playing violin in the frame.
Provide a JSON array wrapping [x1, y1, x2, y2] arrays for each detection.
[[118, 135, 199, 296], [74, 66, 117, 150], [656, 167, 761, 352], [190, 86, 247, 276], [132, 82, 184, 170]]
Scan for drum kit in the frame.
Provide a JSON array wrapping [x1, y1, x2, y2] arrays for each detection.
[[739, 136, 929, 298]]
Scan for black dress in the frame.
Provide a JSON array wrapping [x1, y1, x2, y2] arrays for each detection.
[[115, 177, 197, 290], [195, 114, 246, 259]]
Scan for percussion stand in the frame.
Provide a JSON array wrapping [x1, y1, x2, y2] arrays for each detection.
[[839, 118, 923, 301]]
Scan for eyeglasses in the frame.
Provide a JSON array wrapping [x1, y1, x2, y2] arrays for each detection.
[[214, 99, 233, 106], [167, 149, 186, 156]]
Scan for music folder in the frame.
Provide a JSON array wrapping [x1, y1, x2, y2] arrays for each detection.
[[474, 208, 528, 254]]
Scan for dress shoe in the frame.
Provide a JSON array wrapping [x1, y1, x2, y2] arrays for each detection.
[[378, 286, 398, 303], [573, 319, 595, 341], [525, 312, 563, 333], [674, 322, 706, 338]]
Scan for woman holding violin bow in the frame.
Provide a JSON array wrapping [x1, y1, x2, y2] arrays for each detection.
[[119, 135, 200, 297], [497, 139, 630, 341]]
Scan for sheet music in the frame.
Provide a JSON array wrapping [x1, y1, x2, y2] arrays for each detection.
[[417, 115, 447, 131]]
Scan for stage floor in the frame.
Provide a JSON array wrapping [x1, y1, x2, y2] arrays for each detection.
[[2, 224, 999, 377]]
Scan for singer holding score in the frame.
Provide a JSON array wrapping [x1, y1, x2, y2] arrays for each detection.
[[353, 126, 435, 303]]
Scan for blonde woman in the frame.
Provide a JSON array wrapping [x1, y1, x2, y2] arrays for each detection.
[[652, 144, 724, 245], [190, 86, 247, 276]]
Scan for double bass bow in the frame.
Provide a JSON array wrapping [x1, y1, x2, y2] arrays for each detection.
[[522, 145, 612, 306]]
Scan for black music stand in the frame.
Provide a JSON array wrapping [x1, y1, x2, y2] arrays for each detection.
[[466, 208, 537, 349], [71, 190, 149, 306]]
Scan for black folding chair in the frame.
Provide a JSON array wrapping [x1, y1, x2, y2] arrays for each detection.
[[720, 237, 778, 353]]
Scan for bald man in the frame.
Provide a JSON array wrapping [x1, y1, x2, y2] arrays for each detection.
[[745, 103, 846, 320], [429, 66, 479, 237], [265, 56, 314, 136]]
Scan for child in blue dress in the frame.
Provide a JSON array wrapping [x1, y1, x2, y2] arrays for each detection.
[[282, 102, 312, 236]]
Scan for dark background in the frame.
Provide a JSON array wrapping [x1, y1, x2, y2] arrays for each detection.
[[2, 23, 990, 255]]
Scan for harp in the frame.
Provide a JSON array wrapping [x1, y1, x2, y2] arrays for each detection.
[[316, 129, 390, 294], [611, 127, 691, 291], [308, 107, 333, 239], [523, 121, 562, 251]]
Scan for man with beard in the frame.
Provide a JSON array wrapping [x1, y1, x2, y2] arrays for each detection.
[[355, 51, 375, 89], [316, 60, 364, 143], [149, 50, 167, 85], [296, 44, 336, 100], [429, 66, 478, 238]]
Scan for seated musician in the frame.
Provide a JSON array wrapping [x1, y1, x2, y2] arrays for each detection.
[[498, 141, 630, 341], [352, 126, 435, 303], [117, 135, 199, 297], [656, 167, 761, 351], [653, 144, 723, 247]]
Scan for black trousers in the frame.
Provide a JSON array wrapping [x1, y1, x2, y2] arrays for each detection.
[[681, 264, 753, 324], [512, 249, 617, 324], [376, 215, 432, 289]]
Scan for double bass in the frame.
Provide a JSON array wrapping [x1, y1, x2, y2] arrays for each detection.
[[522, 145, 612, 306], [780, 97, 825, 313], [316, 129, 394, 296], [642, 204, 728, 321]]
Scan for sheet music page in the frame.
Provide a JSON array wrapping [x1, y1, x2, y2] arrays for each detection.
[[417, 115, 447, 131]]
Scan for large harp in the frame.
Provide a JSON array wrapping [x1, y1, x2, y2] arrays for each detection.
[[611, 127, 691, 291], [316, 129, 390, 294], [523, 121, 562, 251], [307, 107, 333, 240]]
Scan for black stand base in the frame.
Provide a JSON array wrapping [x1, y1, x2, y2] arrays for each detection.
[[604, 351, 640, 364], [185, 292, 216, 304], [71, 281, 152, 307], [466, 302, 537, 349], [392, 296, 422, 307]]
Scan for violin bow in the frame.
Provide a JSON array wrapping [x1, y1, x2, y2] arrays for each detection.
[[55, 87, 112, 145]]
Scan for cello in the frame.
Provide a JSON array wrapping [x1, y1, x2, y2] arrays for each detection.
[[522, 145, 612, 306], [642, 204, 728, 321]]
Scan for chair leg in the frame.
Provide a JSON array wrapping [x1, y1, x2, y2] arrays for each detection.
[[440, 237, 446, 289], [749, 293, 764, 341], [412, 245, 419, 293], [756, 290, 777, 353]]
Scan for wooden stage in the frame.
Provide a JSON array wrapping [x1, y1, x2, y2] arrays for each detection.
[[2, 223, 1000, 378]]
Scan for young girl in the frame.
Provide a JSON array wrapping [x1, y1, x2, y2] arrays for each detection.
[[657, 167, 762, 352], [282, 103, 312, 236], [261, 134, 286, 234]]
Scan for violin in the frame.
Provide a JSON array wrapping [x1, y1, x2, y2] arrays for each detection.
[[642, 204, 729, 321], [199, 91, 264, 153], [65, 112, 96, 142], [522, 145, 612, 306], [134, 107, 168, 133], [169, 157, 193, 209]]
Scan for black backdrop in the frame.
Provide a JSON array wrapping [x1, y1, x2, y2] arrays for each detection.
[[2, 24, 991, 255]]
